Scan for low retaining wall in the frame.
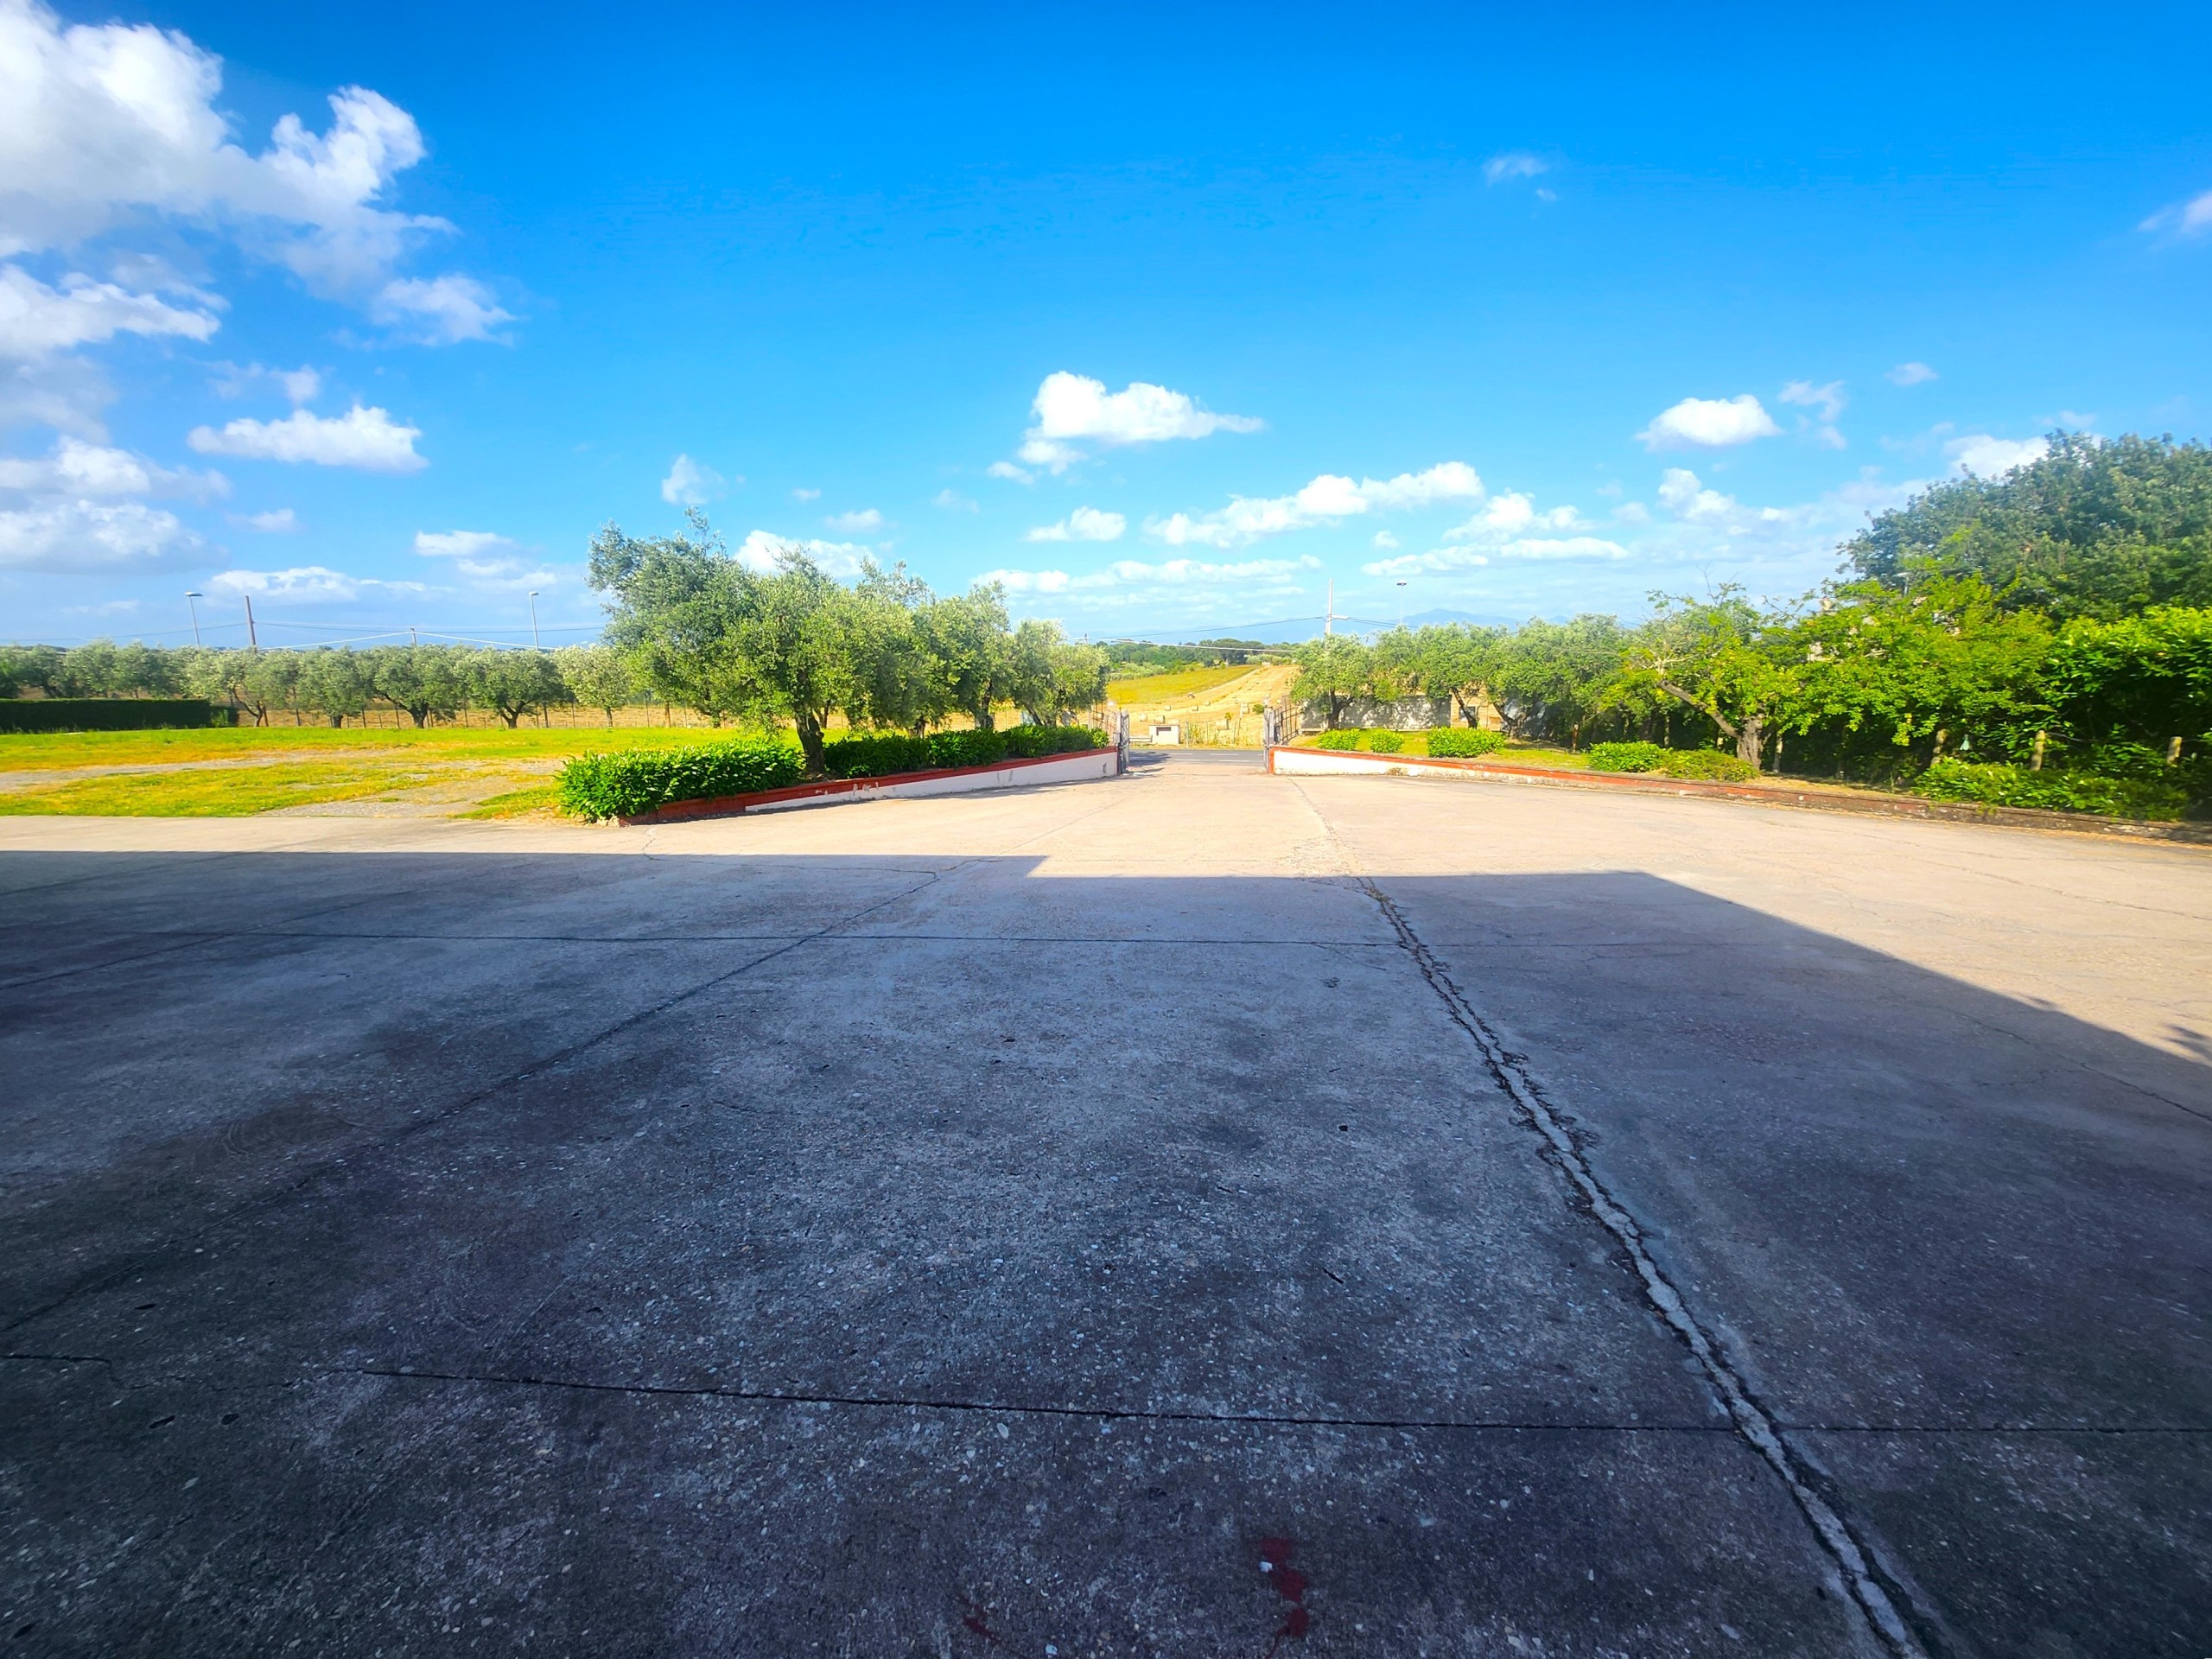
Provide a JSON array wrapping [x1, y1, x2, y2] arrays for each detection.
[[622, 746, 1122, 825], [1266, 745, 2212, 848]]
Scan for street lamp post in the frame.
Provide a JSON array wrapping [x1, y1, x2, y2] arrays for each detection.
[[527, 590, 542, 650], [1396, 580, 1408, 629], [184, 591, 202, 645]]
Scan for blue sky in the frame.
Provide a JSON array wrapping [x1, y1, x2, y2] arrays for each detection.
[[4, 0, 2209, 648]]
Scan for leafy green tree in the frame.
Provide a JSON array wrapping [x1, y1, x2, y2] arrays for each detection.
[[920, 584, 1016, 731], [0, 645, 65, 697], [372, 645, 470, 728], [1493, 614, 1628, 747], [590, 512, 753, 723], [556, 644, 636, 726], [1844, 432, 2212, 620], [1791, 574, 2053, 762], [296, 649, 376, 727], [717, 548, 874, 772], [1289, 636, 1372, 728], [2039, 606, 2212, 760], [1008, 620, 1109, 725], [850, 561, 945, 734], [55, 640, 118, 697], [1406, 623, 1503, 726], [469, 649, 571, 728], [1610, 594, 1793, 766]]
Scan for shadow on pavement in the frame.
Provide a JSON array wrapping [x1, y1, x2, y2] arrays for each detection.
[[2, 850, 2206, 1657]]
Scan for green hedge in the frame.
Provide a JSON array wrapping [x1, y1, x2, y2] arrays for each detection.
[[1588, 741, 1759, 783], [1425, 728, 1507, 757], [1587, 741, 1668, 773], [0, 697, 230, 734], [1916, 759, 2187, 820], [1365, 730, 1404, 753], [558, 736, 804, 821], [1310, 728, 1362, 749], [558, 724, 1111, 821]]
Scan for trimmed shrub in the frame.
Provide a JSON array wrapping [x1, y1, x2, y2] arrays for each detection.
[[557, 737, 804, 821], [1586, 741, 1667, 773], [1425, 728, 1506, 758], [1310, 729, 1361, 749], [0, 697, 230, 734], [1915, 759, 2186, 821], [1365, 730, 1404, 753], [1656, 749, 1759, 783], [558, 724, 1111, 821], [821, 732, 932, 779]]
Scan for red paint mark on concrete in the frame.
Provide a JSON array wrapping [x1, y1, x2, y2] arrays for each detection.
[[1258, 1536, 1311, 1655]]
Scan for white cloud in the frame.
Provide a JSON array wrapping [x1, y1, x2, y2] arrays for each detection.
[[0, 496, 197, 570], [1371, 530, 1399, 550], [212, 360, 320, 404], [0, 2, 450, 289], [1945, 434, 2049, 477], [1148, 461, 1482, 549], [1778, 378, 1846, 423], [825, 507, 883, 532], [1656, 467, 1738, 521], [931, 487, 978, 512], [236, 506, 295, 531], [984, 460, 1032, 483], [413, 528, 514, 558], [1014, 372, 1260, 473], [0, 264, 219, 359], [1443, 490, 1586, 538], [981, 554, 1319, 597], [1886, 361, 1938, 387], [659, 453, 726, 506], [1025, 505, 1125, 543], [0, 351, 111, 434], [734, 530, 872, 578], [1613, 499, 1650, 524], [188, 403, 424, 470], [371, 275, 512, 344], [0, 434, 223, 498], [207, 563, 426, 603], [1363, 484, 1619, 576], [2139, 188, 2212, 238], [1483, 151, 1547, 184], [1637, 394, 1782, 450], [790, 486, 820, 501]]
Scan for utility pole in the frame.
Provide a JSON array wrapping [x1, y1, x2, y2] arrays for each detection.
[[1325, 579, 1334, 638], [409, 626, 417, 646], [1396, 580, 1408, 629], [243, 594, 258, 649], [527, 590, 542, 650], [185, 591, 202, 645]]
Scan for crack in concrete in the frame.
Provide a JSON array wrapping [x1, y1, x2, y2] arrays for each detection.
[[1357, 875, 1936, 1659]]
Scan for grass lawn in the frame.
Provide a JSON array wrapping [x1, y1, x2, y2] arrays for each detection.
[[1290, 729, 1590, 766], [0, 724, 744, 817]]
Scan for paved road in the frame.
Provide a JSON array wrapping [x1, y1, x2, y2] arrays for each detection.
[[3, 754, 2207, 1656]]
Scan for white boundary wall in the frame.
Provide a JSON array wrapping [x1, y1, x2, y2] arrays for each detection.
[[748, 747, 1122, 812]]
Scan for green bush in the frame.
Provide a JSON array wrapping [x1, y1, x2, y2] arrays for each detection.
[[1657, 749, 1760, 783], [1586, 741, 1667, 773], [557, 737, 804, 821], [0, 698, 230, 734], [1424, 728, 1506, 757], [1365, 730, 1404, 753], [1915, 759, 2187, 821], [821, 732, 932, 778], [1310, 729, 1361, 749], [558, 724, 1110, 820]]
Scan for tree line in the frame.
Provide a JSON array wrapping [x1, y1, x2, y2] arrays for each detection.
[[1294, 433, 2212, 787], [0, 639, 638, 729], [587, 512, 1109, 770]]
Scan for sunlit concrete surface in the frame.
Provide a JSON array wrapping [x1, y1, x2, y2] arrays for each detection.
[[3, 752, 2207, 1656]]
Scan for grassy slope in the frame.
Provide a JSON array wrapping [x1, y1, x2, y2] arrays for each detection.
[[1105, 665, 1256, 704]]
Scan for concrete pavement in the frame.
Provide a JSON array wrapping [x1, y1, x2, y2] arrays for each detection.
[[3, 753, 2207, 1656]]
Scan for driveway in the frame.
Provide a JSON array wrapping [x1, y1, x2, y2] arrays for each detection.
[[3, 753, 2206, 1656]]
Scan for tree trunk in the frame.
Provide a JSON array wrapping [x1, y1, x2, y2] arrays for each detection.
[[973, 704, 995, 733], [501, 711, 519, 728], [1736, 713, 1764, 769], [794, 711, 828, 775], [407, 706, 428, 728]]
